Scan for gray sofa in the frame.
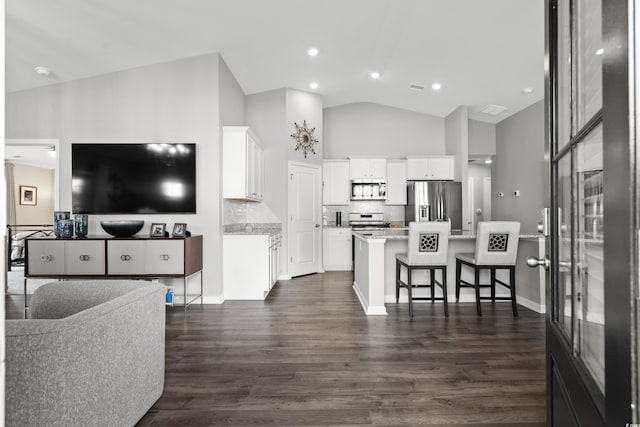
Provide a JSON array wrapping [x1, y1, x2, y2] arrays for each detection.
[[5, 280, 166, 427]]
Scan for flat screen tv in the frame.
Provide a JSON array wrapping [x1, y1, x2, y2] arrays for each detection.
[[72, 143, 196, 214]]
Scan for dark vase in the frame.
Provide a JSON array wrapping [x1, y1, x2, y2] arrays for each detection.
[[53, 211, 70, 237], [59, 219, 73, 238], [75, 214, 88, 238]]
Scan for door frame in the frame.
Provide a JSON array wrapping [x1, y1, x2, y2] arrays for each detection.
[[287, 161, 322, 277]]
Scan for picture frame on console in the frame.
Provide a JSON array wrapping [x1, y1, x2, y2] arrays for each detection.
[[150, 223, 167, 237], [172, 223, 187, 237], [19, 185, 37, 206]]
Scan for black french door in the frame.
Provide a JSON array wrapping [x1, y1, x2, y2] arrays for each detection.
[[543, 0, 634, 425]]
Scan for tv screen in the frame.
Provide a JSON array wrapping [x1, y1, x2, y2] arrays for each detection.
[[72, 143, 196, 214]]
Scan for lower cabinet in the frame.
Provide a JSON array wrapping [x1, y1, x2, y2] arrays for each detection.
[[223, 234, 282, 300], [323, 228, 353, 271]]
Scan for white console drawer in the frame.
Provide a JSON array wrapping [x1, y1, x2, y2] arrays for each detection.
[[27, 240, 65, 275], [107, 240, 146, 274], [65, 240, 106, 275], [146, 240, 184, 274]]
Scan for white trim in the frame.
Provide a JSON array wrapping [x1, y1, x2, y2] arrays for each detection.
[[353, 282, 388, 315], [202, 295, 225, 304], [278, 274, 292, 281], [323, 265, 353, 271], [517, 295, 545, 314], [385, 293, 546, 314]]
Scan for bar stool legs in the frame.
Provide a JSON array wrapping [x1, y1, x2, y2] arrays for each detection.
[[395, 260, 448, 318], [455, 259, 518, 317]]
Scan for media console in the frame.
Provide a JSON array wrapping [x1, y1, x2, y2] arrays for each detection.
[[24, 235, 203, 315]]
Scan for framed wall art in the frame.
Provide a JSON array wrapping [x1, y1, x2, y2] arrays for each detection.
[[19, 185, 37, 206]]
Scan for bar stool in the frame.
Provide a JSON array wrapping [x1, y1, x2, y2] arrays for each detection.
[[455, 221, 520, 316], [396, 221, 450, 318]]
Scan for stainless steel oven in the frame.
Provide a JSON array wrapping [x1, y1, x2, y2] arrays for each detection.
[[349, 213, 390, 263]]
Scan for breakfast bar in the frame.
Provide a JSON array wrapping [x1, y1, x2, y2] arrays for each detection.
[[352, 228, 545, 315]]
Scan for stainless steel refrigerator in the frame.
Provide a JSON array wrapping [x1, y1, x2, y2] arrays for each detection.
[[405, 181, 463, 229]]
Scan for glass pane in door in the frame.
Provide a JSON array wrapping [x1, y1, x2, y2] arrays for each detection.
[[556, 153, 573, 340], [575, 124, 605, 393], [557, 0, 572, 151], [575, 0, 603, 129]]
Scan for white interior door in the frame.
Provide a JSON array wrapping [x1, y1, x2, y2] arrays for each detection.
[[467, 177, 475, 233], [288, 162, 321, 277]]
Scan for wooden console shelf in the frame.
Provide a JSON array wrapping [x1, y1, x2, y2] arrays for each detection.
[[24, 235, 203, 314]]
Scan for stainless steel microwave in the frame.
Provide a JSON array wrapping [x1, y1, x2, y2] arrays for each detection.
[[351, 179, 387, 201]]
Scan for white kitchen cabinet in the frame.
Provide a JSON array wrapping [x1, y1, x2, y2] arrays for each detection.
[[349, 158, 387, 179], [224, 233, 282, 300], [406, 156, 454, 180], [385, 160, 407, 205], [223, 126, 264, 201], [323, 228, 352, 271], [323, 160, 350, 205]]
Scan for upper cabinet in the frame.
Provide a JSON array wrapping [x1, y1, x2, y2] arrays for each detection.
[[323, 160, 350, 205], [406, 156, 454, 180], [385, 160, 407, 205], [223, 126, 264, 201], [349, 158, 387, 179]]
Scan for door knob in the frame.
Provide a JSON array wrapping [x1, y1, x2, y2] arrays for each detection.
[[315, 224, 320, 228], [527, 255, 550, 270]]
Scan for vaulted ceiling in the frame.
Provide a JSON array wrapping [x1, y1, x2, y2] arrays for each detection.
[[6, 0, 544, 123]]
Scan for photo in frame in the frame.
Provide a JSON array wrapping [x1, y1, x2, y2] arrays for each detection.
[[150, 223, 167, 237], [19, 185, 37, 206], [172, 223, 187, 237]]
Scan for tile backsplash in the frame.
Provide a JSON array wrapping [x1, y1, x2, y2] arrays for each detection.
[[223, 200, 281, 225], [323, 202, 405, 226]]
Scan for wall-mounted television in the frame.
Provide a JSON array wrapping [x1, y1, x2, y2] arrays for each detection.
[[72, 143, 196, 214]]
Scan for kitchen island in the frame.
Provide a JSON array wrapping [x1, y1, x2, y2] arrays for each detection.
[[352, 228, 545, 315]]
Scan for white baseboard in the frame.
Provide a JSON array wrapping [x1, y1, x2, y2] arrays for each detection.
[[517, 296, 545, 314], [385, 293, 546, 314], [278, 274, 292, 281], [202, 295, 225, 304], [323, 265, 353, 271], [353, 282, 387, 315]]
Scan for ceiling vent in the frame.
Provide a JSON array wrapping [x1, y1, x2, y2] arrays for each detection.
[[409, 84, 425, 91], [481, 104, 508, 115]]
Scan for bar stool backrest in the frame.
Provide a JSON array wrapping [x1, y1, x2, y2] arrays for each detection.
[[407, 221, 450, 265], [474, 221, 521, 265]]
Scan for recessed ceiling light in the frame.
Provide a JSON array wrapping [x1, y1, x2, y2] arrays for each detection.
[[370, 72, 381, 79], [485, 159, 492, 164], [432, 83, 442, 91], [522, 87, 534, 94], [34, 66, 51, 77], [308, 48, 318, 57], [309, 82, 319, 89], [596, 48, 604, 56]]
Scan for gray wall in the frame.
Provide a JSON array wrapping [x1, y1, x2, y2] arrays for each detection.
[[218, 56, 245, 127], [468, 119, 496, 156], [6, 53, 224, 301], [12, 163, 55, 224], [323, 102, 445, 158], [246, 88, 323, 278], [492, 100, 546, 234], [445, 106, 470, 229], [492, 100, 546, 307]]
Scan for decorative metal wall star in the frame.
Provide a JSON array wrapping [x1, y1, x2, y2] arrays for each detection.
[[290, 120, 318, 158]]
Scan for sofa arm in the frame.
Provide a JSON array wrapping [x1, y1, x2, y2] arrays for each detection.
[[29, 280, 157, 319], [6, 282, 166, 427]]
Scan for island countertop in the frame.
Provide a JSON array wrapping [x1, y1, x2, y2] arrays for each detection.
[[352, 228, 541, 241]]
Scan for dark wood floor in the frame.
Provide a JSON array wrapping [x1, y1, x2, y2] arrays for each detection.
[[6, 271, 546, 426]]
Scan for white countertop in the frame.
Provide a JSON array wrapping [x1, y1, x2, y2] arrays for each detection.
[[352, 228, 541, 241]]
